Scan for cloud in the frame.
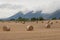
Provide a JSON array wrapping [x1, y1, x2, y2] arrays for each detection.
[[0, 0, 60, 18]]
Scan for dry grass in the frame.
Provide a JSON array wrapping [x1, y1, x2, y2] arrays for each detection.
[[0, 20, 60, 40]]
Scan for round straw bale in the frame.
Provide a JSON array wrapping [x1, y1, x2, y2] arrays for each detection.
[[26, 25, 33, 31], [49, 22, 53, 25], [45, 24, 51, 28], [3, 26, 10, 31]]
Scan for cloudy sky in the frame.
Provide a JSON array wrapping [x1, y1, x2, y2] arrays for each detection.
[[0, 0, 60, 18]]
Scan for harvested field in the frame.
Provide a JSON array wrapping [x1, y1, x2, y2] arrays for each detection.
[[0, 20, 60, 40]]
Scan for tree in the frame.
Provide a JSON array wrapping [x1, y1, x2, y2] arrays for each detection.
[[59, 17, 60, 19], [10, 18, 15, 21], [31, 17, 37, 21], [52, 17, 56, 20], [38, 17, 44, 21], [16, 17, 29, 21], [16, 17, 23, 21], [0, 20, 3, 21]]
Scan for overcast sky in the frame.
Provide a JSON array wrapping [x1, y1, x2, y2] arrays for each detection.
[[0, 0, 60, 18]]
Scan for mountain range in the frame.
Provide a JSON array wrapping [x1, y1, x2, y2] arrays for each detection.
[[1, 10, 60, 20]]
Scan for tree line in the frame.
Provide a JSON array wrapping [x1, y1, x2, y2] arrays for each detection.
[[0, 17, 60, 21], [10, 17, 60, 21]]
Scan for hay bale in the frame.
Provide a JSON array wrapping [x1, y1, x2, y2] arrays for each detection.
[[45, 24, 51, 28], [56, 21, 58, 23], [36, 20, 38, 23], [22, 21, 25, 24], [49, 22, 53, 25], [26, 25, 33, 31], [15, 21, 18, 23], [3, 26, 10, 31], [47, 20, 50, 23], [41, 21, 44, 23]]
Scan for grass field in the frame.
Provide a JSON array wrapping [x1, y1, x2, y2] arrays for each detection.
[[0, 20, 60, 40]]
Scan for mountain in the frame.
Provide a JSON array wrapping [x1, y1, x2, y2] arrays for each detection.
[[7, 11, 42, 20], [7, 12, 24, 20], [49, 10, 60, 19], [24, 11, 42, 18], [2, 10, 60, 20]]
